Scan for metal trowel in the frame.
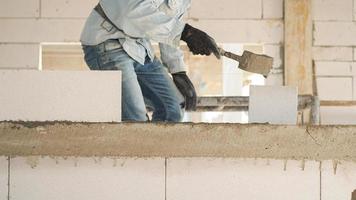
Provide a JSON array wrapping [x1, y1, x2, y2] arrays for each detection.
[[219, 48, 273, 77]]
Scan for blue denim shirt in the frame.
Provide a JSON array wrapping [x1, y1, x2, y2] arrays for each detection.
[[80, 0, 191, 73]]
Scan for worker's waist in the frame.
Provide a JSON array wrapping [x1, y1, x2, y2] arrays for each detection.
[[83, 39, 122, 54], [100, 39, 123, 52]]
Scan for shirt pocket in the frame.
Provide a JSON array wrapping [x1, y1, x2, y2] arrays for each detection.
[[158, 0, 183, 18], [151, 0, 165, 9], [167, 0, 181, 10]]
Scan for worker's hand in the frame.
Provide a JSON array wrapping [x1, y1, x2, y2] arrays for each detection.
[[172, 72, 197, 111], [181, 24, 221, 59]]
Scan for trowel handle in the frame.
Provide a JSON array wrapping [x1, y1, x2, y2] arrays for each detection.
[[218, 48, 242, 62]]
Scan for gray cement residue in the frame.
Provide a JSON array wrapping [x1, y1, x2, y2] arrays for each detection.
[[0, 122, 356, 162]]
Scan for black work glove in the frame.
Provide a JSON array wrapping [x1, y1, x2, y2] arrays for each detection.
[[172, 72, 197, 111], [181, 24, 221, 59]]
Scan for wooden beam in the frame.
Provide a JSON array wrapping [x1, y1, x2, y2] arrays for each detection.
[[320, 101, 356, 107], [285, 0, 313, 95]]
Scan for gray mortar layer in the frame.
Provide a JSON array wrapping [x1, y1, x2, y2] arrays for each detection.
[[0, 122, 355, 161]]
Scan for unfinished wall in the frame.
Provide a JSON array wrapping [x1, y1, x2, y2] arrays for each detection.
[[0, 70, 122, 122], [0, 0, 284, 81], [312, 0, 356, 124], [1, 157, 356, 200], [0, 0, 97, 69], [0, 157, 7, 200], [0, 0, 355, 124]]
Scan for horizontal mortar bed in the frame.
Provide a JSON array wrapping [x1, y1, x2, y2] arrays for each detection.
[[1, 122, 356, 161]]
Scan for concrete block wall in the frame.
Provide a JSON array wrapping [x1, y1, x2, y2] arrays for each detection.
[[321, 161, 356, 200], [312, 0, 356, 124], [1, 0, 354, 124], [249, 86, 298, 125], [1, 157, 356, 200], [0, 0, 97, 69], [0, 0, 284, 81], [9, 157, 165, 200], [0, 157, 7, 200], [167, 159, 320, 200], [0, 70, 122, 122]]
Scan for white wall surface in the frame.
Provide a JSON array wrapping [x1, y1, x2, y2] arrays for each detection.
[[0, 157, 7, 200], [0, 44, 40, 69], [0, 0, 39, 18], [312, 0, 353, 21], [321, 161, 356, 200], [2, 157, 356, 200], [41, 0, 97, 18], [320, 106, 356, 125], [312, 0, 356, 124], [0, 70, 122, 122], [167, 159, 320, 200], [249, 86, 298, 125], [263, 0, 284, 19], [10, 157, 165, 200]]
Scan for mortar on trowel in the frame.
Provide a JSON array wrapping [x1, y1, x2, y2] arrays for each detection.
[[218, 48, 273, 77]]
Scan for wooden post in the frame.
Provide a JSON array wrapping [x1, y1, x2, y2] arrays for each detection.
[[284, 0, 313, 95]]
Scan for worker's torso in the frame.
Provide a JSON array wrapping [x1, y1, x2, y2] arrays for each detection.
[[80, 0, 191, 65]]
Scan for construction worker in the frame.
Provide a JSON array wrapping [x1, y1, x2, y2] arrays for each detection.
[[80, 0, 220, 122]]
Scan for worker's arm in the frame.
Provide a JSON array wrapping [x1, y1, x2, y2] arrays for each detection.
[[159, 43, 186, 73], [159, 43, 197, 111]]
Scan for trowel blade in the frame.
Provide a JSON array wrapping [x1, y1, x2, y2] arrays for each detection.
[[238, 51, 273, 76]]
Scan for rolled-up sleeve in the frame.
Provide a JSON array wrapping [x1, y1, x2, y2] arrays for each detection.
[[159, 43, 186, 74], [100, 0, 185, 46]]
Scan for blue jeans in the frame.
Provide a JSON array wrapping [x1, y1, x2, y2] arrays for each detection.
[[82, 39, 185, 122]]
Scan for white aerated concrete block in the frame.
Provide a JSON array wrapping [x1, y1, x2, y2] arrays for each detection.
[[321, 161, 356, 200], [313, 47, 353, 61], [264, 45, 283, 69], [0, 44, 40, 69], [354, 0, 356, 21], [265, 72, 284, 86], [312, 0, 353, 21], [190, 0, 262, 19], [320, 106, 356, 125], [0, 157, 7, 200], [167, 158, 320, 200], [317, 77, 353, 101], [249, 86, 298, 125], [315, 62, 353, 76], [354, 72, 356, 100], [263, 0, 284, 19], [0, 19, 85, 43], [10, 157, 165, 200], [42, 0, 97, 18], [0, 0, 39, 18], [264, 45, 284, 86], [314, 22, 356, 46], [188, 19, 283, 44], [0, 70, 121, 122]]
